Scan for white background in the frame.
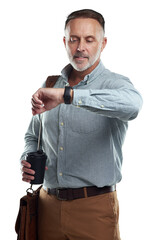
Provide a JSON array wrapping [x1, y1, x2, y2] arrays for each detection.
[[0, 0, 160, 239]]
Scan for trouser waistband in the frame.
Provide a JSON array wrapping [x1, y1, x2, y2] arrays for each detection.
[[43, 185, 116, 201]]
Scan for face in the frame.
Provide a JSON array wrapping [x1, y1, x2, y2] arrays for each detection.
[[64, 18, 107, 72]]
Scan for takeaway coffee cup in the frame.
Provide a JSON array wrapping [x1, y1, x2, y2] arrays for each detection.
[[26, 150, 47, 184]]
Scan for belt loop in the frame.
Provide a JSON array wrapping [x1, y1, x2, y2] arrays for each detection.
[[83, 187, 88, 198]]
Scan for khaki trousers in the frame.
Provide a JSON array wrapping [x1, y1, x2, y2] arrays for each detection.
[[38, 188, 121, 240]]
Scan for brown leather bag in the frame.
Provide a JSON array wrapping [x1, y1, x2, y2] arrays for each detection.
[[15, 75, 60, 239], [15, 186, 41, 240]]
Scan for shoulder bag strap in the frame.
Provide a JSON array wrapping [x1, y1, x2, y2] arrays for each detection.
[[45, 75, 60, 88]]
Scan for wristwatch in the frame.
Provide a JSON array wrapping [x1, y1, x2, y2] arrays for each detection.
[[63, 86, 73, 104]]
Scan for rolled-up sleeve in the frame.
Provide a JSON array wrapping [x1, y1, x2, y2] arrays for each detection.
[[72, 78, 143, 122], [20, 115, 40, 161]]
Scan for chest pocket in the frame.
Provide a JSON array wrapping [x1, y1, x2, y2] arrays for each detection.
[[66, 105, 105, 134]]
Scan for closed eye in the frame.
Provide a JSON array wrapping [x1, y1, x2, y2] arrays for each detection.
[[86, 36, 95, 43]]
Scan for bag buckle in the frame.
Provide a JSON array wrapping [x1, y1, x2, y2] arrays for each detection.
[[26, 184, 34, 195]]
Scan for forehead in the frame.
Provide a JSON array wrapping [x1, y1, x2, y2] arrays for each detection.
[[65, 18, 103, 37]]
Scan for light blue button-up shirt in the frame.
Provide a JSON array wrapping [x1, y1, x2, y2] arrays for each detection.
[[21, 61, 143, 189]]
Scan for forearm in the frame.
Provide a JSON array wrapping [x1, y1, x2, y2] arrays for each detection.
[[20, 138, 39, 161], [20, 115, 40, 161], [72, 88, 143, 121]]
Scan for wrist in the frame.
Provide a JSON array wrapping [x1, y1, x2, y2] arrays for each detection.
[[70, 89, 73, 103]]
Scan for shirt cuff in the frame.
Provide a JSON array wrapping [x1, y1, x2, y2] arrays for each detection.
[[72, 89, 90, 106]]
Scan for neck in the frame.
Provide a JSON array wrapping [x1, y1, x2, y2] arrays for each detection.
[[69, 59, 100, 86]]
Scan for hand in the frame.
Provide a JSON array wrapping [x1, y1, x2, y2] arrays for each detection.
[[21, 160, 35, 183], [21, 160, 48, 183], [31, 88, 64, 115]]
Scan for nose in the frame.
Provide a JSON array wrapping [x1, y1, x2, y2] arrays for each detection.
[[77, 39, 85, 52]]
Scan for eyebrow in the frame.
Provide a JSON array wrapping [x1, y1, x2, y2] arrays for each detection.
[[70, 35, 79, 39], [70, 35, 96, 39], [86, 35, 95, 39]]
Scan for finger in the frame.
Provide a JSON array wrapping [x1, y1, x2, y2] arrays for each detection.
[[22, 178, 31, 183], [32, 92, 43, 105], [32, 107, 46, 116], [22, 173, 35, 182], [22, 166, 35, 175], [32, 108, 40, 116], [21, 160, 31, 168], [22, 172, 35, 180], [31, 98, 44, 109]]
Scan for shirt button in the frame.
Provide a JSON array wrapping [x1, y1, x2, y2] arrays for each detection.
[[60, 147, 63, 151], [101, 105, 104, 108], [60, 122, 64, 126], [78, 100, 82, 104], [59, 172, 63, 176]]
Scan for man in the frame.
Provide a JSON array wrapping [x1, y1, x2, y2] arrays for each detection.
[[21, 9, 143, 240]]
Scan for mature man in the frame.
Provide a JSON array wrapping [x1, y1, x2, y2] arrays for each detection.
[[21, 9, 143, 240]]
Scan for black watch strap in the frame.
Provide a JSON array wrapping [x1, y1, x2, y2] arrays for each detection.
[[63, 86, 73, 104]]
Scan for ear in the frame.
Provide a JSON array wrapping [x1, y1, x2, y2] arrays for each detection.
[[101, 37, 107, 52], [63, 36, 66, 47]]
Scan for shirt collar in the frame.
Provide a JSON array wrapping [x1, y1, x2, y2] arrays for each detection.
[[61, 61, 106, 85]]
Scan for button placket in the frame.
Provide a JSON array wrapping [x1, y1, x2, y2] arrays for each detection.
[[57, 105, 65, 185]]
